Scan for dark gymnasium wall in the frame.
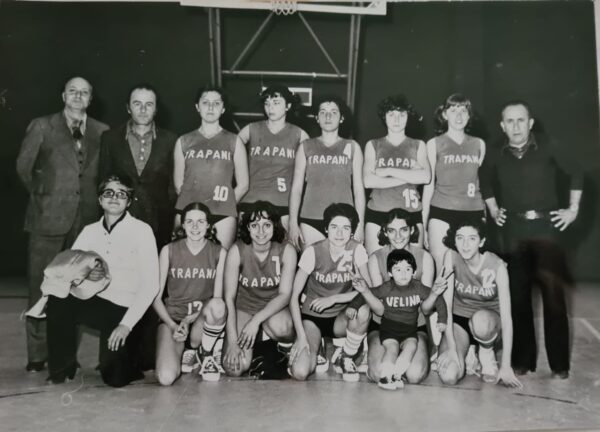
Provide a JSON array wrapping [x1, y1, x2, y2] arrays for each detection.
[[1, 1, 599, 279]]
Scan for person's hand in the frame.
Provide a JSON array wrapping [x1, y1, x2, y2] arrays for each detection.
[[431, 274, 449, 296], [309, 296, 336, 314], [108, 324, 131, 351], [289, 222, 305, 251], [345, 307, 358, 320], [181, 310, 201, 325], [436, 349, 464, 377], [496, 366, 523, 388], [351, 276, 368, 293], [223, 342, 246, 372], [289, 337, 310, 365], [490, 207, 507, 227], [238, 318, 260, 350], [173, 321, 189, 343], [423, 230, 429, 250], [550, 207, 578, 231], [436, 323, 447, 333], [87, 261, 106, 282]]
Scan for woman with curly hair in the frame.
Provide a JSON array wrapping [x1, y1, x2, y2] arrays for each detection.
[[222, 201, 297, 376], [363, 95, 430, 253]]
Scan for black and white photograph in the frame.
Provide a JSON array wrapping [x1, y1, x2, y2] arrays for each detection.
[[1, 0, 600, 430]]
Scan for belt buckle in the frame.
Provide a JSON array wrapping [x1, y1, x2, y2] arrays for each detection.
[[523, 210, 540, 220]]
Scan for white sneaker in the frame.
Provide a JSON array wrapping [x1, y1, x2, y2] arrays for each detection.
[[331, 347, 343, 373], [315, 339, 329, 373], [465, 345, 481, 376], [339, 355, 359, 382], [181, 349, 199, 373], [478, 347, 498, 383], [199, 355, 221, 382]]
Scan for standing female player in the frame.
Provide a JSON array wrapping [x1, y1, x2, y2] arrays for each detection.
[[222, 201, 297, 376], [289, 203, 372, 382], [422, 93, 485, 273], [289, 96, 365, 249], [436, 219, 522, 388], [153, 202, 227, 385], [353, 208, 435, 384], [174, 86, 249, 249], [363, 95, 430, 253], [237, 85, 309, 230]]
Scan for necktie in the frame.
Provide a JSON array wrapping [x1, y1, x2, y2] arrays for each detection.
[[72, 120, 83, 149]]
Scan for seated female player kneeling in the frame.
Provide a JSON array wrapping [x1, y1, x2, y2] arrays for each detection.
[[222, 201, 297, 377]]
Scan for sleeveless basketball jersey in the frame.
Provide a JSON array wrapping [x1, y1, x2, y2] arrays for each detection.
[[165, 239, 222, 321], [242, 121, 302, 207], [451, 250, 503, 318], [175, 129, 237, 217], [301, 238, 361, 318], [373, 244, 426, 285], [367, 137, 423, 213], [235, 240, 286, 315], [301, 138, 355, 220], [431, 133, 484, 211]]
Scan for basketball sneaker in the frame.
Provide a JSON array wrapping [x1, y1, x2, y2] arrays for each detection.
[[378, 375, 397, 390], [199, 355, 221, 381], [332, 343, 364, 374], [181, 349, 199, 373], [465, 344, 481, 376], [478, 347, 498, 383], [337, 353, 359, 382], [316, 339, 329, 373], [392, 374, 405, 389]]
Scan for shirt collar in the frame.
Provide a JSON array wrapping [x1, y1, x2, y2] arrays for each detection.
[[101, 211, 128, 234], [501, 134, 538, 158], [125, 120, 156, 140], [63, 110, 87, 134]]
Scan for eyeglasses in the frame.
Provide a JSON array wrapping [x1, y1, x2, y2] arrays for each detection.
[[101, 189, 130, 200]]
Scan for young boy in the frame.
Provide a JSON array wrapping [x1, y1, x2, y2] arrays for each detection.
[[350, 249, 447, 389]]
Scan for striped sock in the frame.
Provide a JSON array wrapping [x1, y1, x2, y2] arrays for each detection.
[[343, 330, 365, 357], [201, 322, 225, 354]]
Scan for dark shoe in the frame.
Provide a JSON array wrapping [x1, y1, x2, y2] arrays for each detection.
[[47, 363, 78, 384], [26, 361, 45, 372], [513, 367, 534, 376], [551, 370, 569, 379]]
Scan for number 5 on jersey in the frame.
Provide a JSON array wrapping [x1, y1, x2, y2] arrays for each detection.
[[213, 185, 229, 201], [277, 177, 286, 192]]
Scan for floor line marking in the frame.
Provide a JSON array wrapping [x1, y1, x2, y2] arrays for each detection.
[[579, 318, 600, 343]]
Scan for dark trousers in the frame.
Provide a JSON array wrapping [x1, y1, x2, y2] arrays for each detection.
[[503, 217, 571, 373], [26, 216, 82, 363], [47, 295, 144, 387]]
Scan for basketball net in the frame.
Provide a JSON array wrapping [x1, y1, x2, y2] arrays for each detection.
[[270, 0, 298, 15]]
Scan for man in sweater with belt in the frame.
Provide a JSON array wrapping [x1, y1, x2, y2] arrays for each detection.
[[480, 100, 582, 379]]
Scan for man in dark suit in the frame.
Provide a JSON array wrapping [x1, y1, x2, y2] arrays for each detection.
[[17, 76, 109, 372], [99, 83, 176, 249], [99, 83, 176, 371]]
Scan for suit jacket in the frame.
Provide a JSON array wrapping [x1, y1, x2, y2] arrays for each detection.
[[16, 112, 109, 236], [99, 123, 177, 247]]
